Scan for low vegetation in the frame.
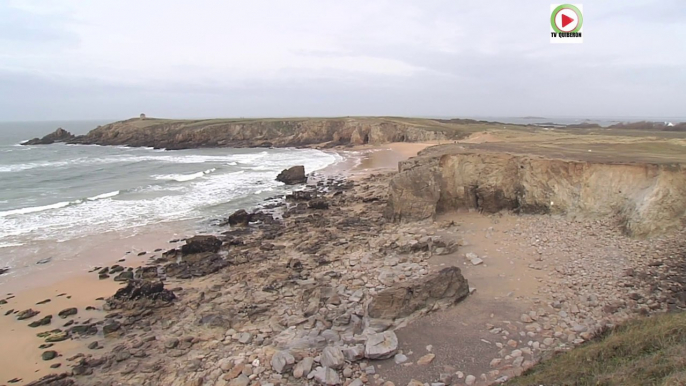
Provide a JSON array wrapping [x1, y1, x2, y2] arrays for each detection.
[[506, 312, 686, 386]]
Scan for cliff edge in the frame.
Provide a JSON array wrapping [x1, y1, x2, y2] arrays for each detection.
[[386, 144, 686, 237]]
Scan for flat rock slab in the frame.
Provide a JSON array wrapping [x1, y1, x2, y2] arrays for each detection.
[[367, 266, 469, 320]]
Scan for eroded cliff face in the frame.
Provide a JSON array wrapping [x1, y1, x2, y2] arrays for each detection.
[[387, 151, 686, 237], [68, 118, 450, 149]]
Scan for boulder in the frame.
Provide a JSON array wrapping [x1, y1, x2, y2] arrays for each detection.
[[293, 357, 314, 379], [364, 331, 398, 360], [276, 166, 307, 185], [367, 266, 469, 320], [228, 209, 251, 227], [180, 235, 222, 255], [309, 366, 341, 385], [271, 350, 295, 374], [320, 346, 345, 370], [0, 267, 8, 276], [25, 373, 75, 386]]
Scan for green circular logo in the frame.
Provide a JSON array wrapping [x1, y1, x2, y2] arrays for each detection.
[[551, 4, 583, 33]]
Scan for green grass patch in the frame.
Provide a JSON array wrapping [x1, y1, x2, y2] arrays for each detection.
[[506, 312, 686, 386]]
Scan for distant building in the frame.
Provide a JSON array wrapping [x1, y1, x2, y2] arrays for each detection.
[[665, 121, 675, 127], [140, 113, 146, 120]]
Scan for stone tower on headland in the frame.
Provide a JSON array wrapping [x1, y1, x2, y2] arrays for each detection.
[[140, 113, 146, 120]]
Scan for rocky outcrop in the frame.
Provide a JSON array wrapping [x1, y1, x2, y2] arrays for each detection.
[[276, 165, 307, 185], [387, 148, 686, 237], [23, 128, 75, 145], [30, 117, 456, 149], [367, 266, 469, 320]]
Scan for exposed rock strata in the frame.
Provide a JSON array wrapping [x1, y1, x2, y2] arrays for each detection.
[[387, 149, 686, 236]]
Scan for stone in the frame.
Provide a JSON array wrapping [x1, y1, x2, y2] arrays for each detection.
[[58, 308, 78, 319], [229, 210, 251, 227], [342, 345, 365, 361], [321, 346, 346, 370], [44, 331, 69, 343], [181, 235, 223, 254], [271, 350, 295, 374], [364, 331, 398, 359], [367, 267, 469, 320], [114, 271, 134, 281], [417, 353, 435, 365], [237, 332, 253, 344], [165, 338, 179, 349], [394, 354, 408, 364], [309, 366, 341, 386], [520, 314, 533, 323], [293, 357, 314, 379], [276, 166, 307, 185], [102, 321, 121, 336], [228, 375, 250, 386], [465, 375, 476, 385], [28, 315, 52, 328], [42, 350, 58, 361], [308, 198, 329, 210], [407, 381, 424, 386], [17, 309, 39, 320]]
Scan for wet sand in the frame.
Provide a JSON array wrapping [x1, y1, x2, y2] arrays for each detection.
[[0, 142, 431, 384]]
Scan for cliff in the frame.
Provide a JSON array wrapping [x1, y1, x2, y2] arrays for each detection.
[[52, 117, 479, 150], [386, 145, 686, 237]]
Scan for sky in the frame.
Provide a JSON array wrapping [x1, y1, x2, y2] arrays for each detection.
[[0, 0, 684, 121]]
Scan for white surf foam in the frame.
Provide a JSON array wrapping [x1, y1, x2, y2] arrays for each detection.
[[154, 168, 217, 182], [0, 201, 72, 217], [87, 190, 121, 200]]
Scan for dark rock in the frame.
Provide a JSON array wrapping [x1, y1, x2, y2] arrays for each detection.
[[102, 321, 121, 336], [44, 331, 69, 343], [29, 315, 52, 328], [5, 308, 15, 316], [367, 266, 470, 320], [49, 363, 61, 369], [36, 299, 51, 305], [88, 341, 100, 350], [276, 165, 307, 185], [137, 251, 147, 256], [58, 308, 77, 319], [109, 280, 176, 306], [109, 265, 124, 273], [228, 209, 251, 227], [69, 324, 98, 336], [180, 235, 222, 255], [114, 271, 134, 281], [308, 198, 329, 210], [38, 344, 53, 349], [17, 308, 40, 320], [98, 267, 109, 275], [36, 257, 52, 265], [135, 266, 159, 280], [42, 350, 58, 361], [22, 128, 75, 146], [0, 267, 9, 275], [98, 273, 110, 280]]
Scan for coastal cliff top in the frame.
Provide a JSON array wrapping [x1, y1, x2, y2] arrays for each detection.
[[416, 129, 686, 165]]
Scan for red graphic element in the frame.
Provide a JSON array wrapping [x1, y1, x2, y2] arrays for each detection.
[[561, 14, 575, 28]]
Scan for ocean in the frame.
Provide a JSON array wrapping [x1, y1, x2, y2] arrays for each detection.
[[0, 121, 341, 284]]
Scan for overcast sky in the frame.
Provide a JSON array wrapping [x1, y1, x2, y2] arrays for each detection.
[[0, 0, 684, 121]]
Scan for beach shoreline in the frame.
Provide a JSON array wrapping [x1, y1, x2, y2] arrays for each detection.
[[0, 142, 428, 384]]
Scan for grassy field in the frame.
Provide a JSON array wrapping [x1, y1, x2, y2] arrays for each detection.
[[506, 312, 686, 386]]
